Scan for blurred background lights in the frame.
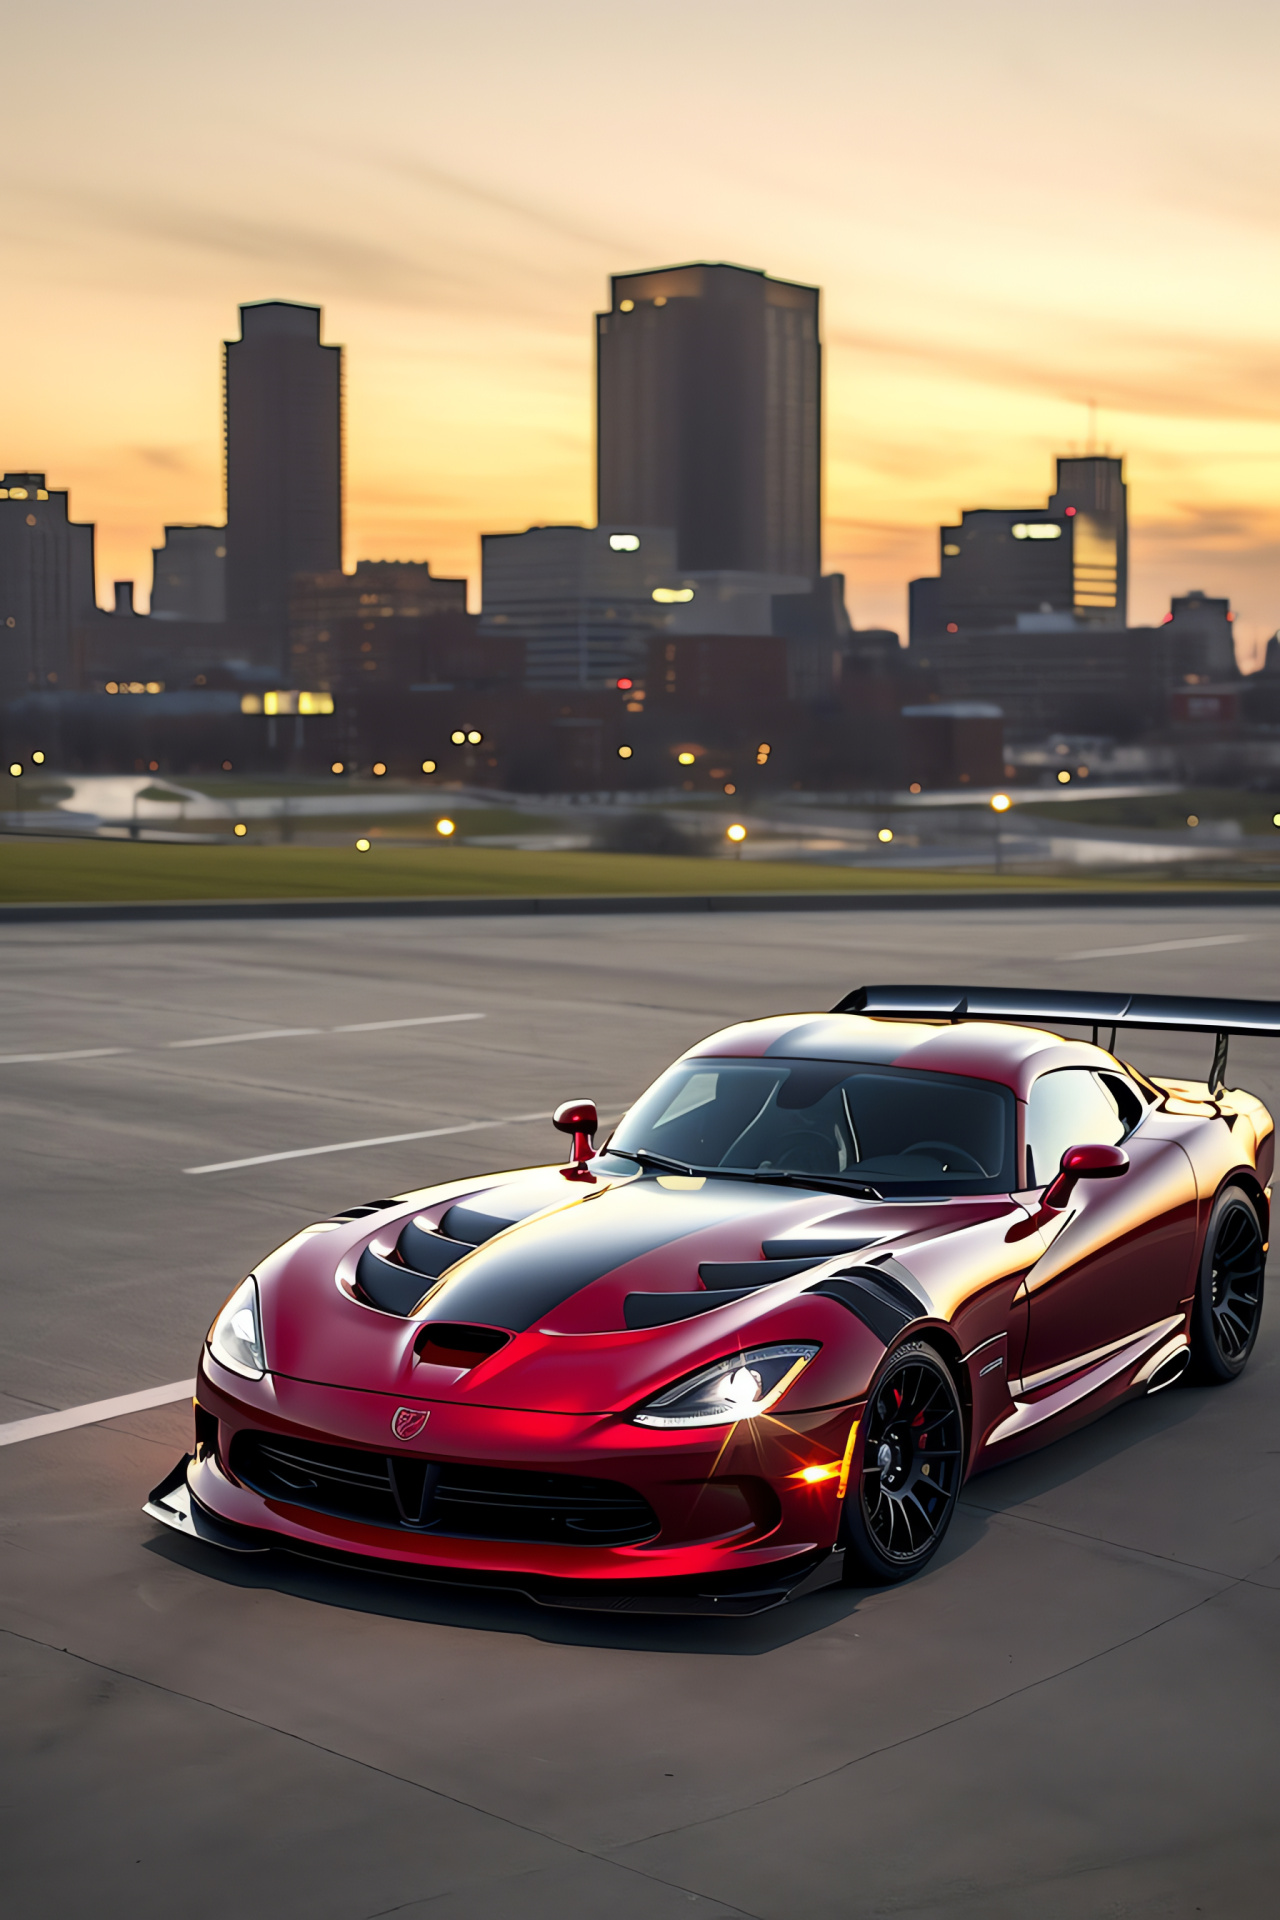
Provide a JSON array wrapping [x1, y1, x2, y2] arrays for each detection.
[[421, 759, 436, 774], [355, 838, 371, 852], [617, 745, 632, 759], [233, 822, 247, 837], [677, 751, 695, 766], [436, 817, 456, 837], [878, 828, 894, 843], [990, 793, 1012, 812], [726, 823, 747, 843]]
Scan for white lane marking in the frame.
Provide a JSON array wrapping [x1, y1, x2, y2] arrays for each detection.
[[332, 1013, 485, 1033], [1065, 934, 1253, 961], [0, 1046, 131, 1065], [1, 1015, 483, 1063], [185, 1110, 551, 1175], [169, 1027, 322, 1048], [0, 1379, 195, 1448]]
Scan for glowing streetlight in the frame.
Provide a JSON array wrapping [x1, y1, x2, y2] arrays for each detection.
[[878, 828, 893, 844], [436, 818, 456, 838], [421, 759, 436, 774], [677, 751, 695, 766], [726, 823, 747, 860], [356, 838, 371, 852], [617, 745, 632, 759], [372, 762, 387, 776], [990, 793, 1012, 813], [1057, 769, 1072, 784], [331, 761, 344, 774], [233, 822, 247, 838]]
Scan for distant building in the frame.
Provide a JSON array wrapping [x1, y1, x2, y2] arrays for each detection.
[[151, 526, 226, 622], [289, 560, 470, 691], [224, 301, 342, 665], [480, 525, 678, 689], [910, 592, 1237, 738], [913, 455, 1128, 637], [597, 263, 820, 581], [0, 472, 98, 700]]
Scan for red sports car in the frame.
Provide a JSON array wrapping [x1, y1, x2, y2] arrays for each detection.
[[147, 986, 1275, 1614]]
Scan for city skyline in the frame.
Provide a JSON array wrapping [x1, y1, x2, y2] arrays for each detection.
[[5, 1, 1280, 666]]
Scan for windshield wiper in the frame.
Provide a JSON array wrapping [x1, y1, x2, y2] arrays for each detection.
[[737, 1169, 883, 1201], [606, 1147, 697, 1177]]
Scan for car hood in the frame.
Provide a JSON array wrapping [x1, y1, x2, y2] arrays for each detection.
[[253, 1167, 1026, 1415]]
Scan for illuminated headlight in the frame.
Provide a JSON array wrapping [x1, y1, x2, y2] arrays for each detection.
[[633, 1344, 819, 1428], [207, 1276, 266, 1380]]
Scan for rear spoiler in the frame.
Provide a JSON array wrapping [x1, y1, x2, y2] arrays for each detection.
[[830, 985, 1280, 1096]]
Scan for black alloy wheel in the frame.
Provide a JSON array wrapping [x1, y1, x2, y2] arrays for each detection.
[[841, 1341, 964, 1585], [1190, 1186, 1265, 1384]]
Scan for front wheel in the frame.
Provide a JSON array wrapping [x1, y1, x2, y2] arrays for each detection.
[[841, 1341, 964, 1585], [1189, 1186, 1265, 1384]]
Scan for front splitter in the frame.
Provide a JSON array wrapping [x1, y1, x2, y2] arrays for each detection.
[[144, 1455, 846, 1616]]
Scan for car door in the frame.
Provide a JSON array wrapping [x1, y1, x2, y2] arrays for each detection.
[[1018, 1067, 1198, 1388]]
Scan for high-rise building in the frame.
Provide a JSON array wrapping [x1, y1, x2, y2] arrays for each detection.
[[224, 301, 342, 663], [0, 472, 98, 699], [596, 263, 821, 582], [912, 455, 1128, 639], [150, 525, 226, 622], [480, 524, 678, 689], [289, 560, 469, 690]]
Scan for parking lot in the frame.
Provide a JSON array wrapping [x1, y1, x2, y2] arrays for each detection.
[[3, 902, 1279, 1918]]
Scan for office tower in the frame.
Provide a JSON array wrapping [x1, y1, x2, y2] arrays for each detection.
[[1049, 456, 1127, 625], [916, 455, 1129, 637], [0, 472, 98, 699], [480, 524, 678, 689], [150, 526, 226, 621], [224, 301, 342, 663], [597, 263, 821, 581]]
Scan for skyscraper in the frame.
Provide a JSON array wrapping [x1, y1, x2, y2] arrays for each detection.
[[480, 524, 678, 689], [596, 263, 821, 582], [912, 454, 1129, 639], [224, 301, 342, 663], [0, 473, 98, 699]]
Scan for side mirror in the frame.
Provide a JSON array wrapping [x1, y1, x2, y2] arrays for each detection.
[[553, 1099, 598, 1177], [1043, 1141, 1129, 1210]]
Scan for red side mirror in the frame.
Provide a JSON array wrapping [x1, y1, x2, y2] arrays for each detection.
[[553, 1099, 598, 1176], [1043, 1141, 1129, 1209]]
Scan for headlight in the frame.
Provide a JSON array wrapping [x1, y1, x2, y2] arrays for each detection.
[[633, 1343, 819, 1428], [207, 1276, 266, 1380]]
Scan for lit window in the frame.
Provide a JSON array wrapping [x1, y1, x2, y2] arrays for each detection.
[[654, 295, 667, 307], [619, 299, 634, 312], [943, 544, 960, 557], [609, 533, 640, 552], [1011, 523, 1063, 541], [653, 587, 695, 604]]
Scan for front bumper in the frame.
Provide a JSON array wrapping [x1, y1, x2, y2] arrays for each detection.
[[143, 1358, 860, 1616]]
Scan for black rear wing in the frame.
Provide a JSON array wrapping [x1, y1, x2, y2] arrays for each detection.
[[831, 985, 1280, 1095]]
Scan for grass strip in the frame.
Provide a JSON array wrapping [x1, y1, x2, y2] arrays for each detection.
[[3, 838, 1280, 905]]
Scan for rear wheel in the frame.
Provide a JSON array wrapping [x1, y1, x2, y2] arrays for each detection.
[[1189, 1186, 1265, 1384], [841, 1341, 964, 1585]]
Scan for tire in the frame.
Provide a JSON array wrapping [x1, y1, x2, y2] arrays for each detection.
[[1189, 1185, 1265, 1384], [841, 1341, 964, 1585]]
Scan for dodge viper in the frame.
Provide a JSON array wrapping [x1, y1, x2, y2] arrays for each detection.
[[147, 986, 1276, 1614]]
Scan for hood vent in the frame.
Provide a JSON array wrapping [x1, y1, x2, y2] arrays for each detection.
[[414, 1323, 511, 1370], [397, 1217, 474, 1278]]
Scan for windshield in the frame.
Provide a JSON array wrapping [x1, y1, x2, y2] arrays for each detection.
[[604, 1057, 1016, 1195]]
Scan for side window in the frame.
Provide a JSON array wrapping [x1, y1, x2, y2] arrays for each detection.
[[1098, 1072, 1145, 1134], [1025, 1070, 1127, 1185]]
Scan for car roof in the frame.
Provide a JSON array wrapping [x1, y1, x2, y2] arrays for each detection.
[[684, 1013, 1118, 1101]]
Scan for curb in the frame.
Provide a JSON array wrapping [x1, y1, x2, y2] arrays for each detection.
[[3, 888, 1280, 925]]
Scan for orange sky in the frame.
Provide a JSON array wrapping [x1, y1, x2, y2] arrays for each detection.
[[6, 1, 1280, 666]]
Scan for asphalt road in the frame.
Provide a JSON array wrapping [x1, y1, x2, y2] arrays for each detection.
[[3, 903, 1279, 1919]]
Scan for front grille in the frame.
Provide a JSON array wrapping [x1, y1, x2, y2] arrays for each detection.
[[229, 1431, 659, 1546]]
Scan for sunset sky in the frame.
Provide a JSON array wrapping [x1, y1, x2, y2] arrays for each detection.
[[6, 1, 1280, 663]]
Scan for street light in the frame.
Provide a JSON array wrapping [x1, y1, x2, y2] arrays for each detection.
[[990, 792, 1012, 874], [356, 838, 371, 852], [727, 822, 747, 859], [436, 818, 456, 838], [878, 828, 893, 844], [8, 761, 21, 824]]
